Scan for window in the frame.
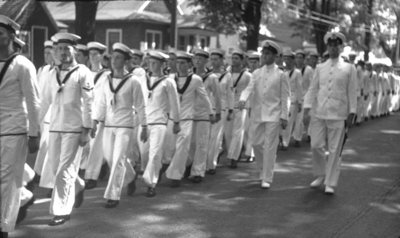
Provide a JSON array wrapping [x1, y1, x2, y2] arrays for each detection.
[[178, 35, 186, 50], [106, 29, 122, 54], [31, 26, 48, 67], [189, 35, 195, 47], [145, 30, 162, 49]]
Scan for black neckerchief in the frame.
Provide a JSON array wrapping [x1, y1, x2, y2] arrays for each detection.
[[218, 71, 227, 82], [0, 53, 19, 86], [233, 69, 246, 88], [301, 67, 306, 76], [108, 71, 132, 105], [130, 65, 139, 74], [94, 69, 109, 85], [174, 73, 193, 95], [289, 69, 294, 78], [202, 71, 212, 82], [146, 73, 167, 99], [56, 64, 80, 93]]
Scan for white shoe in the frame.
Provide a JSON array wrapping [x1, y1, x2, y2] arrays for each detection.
[[325, 186, 334, 194], [310, 177, 324, 188], [261, 181, 270, 189]]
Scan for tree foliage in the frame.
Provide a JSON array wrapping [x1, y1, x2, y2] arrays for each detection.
[[74, 1, 98, 44]]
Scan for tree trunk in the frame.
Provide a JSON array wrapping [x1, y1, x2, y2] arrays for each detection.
[[75, 1, 98, 44], [243, 0, 262, 51], [364, 0, 373, 62], [395, 12, 400, 64], [164, 0, 177, 48], [309, 0, 331, 55]]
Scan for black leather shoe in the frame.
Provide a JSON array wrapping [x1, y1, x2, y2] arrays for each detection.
[[183, 165, 192, 178], [230, 159, 238, 169], [1, 231, 8, 238], [16, 196, 35, 224], [74, 188, 85, 208], [85, 179, 97, 190], [105, 200, 119, 208], [78, 169, 85, 178], [33, 173, 41, 184], [48, 215, 70, 226], [25, 180, 35, 192], [127, 180, 136, 196], [206, 169, 216, 175], [170, 179, 181, 188], [146, 187, 156, 197], [192, 176, 202, 183]]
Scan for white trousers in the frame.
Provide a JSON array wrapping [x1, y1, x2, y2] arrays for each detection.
[[34, 122, 49, 175], [162, 120, 177, 165], [20, 164, 35, 208], [371, 94, 379, 116], [253, 122, 280, 183], [78, 142, 91, 170], [310, 118, 345, 187], [244, 109, 255, 157], [188, 120, 211, 177], [142, 125, 167, 187], [293, 107, 304, 141], [103, 127, 135, 200], [207, 110, 227, 170], [43, 132, 85, 216], [227, 109, 247, 160], [356, 96, 364, 123], [166, 120, 194, 180], [281, 104, 298, 146], [1, 135, 27, 232], [84, 122, 105, 180]]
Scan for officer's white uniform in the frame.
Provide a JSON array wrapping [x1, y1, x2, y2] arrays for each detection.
[[93, 70, 146, 200], [240, 61, 290, 184], [369, 70, 379, 117], [1, 52, 40, 232], [142, 73, 180, 187], [304, 51, 357, 189], [281, 68, 303, 147], [39, 50, 93, 216], [166, 71, 212, 180], [355, 66, 365, 123]]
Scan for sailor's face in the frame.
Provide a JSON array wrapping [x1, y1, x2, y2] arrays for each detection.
[[130, 55, 142, 66], [56, 43, 74, 64], [231, 54, 242, 67], [193, 55, 207, 68], [89, 49, 102, 65], [176, 59, 190, 74], [248, 59, 259, 71], [261, 48, 276, 65], [0, 27, 12, 49], [210, 54, 222, 68], [111, 51, 126, 70], [148, 58, 162, 73]]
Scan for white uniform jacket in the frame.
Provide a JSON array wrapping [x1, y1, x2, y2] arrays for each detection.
[[304, 58, 357, 120], [146, 75, 180, 125], [300, 65, 314, 98], [231, 69, 252, 108], [0, 55, 40, 136], [215, 71, 234, 111], [285, 68, 303, 104], [240, 64, 290, 123], [93, 72, 147, 127], [194, 72, 222, 120], [175, 74, 212, 120], [40, 64, 94, 132]]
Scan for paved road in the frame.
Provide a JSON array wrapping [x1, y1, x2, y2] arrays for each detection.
[[11, 113, 400, 238]]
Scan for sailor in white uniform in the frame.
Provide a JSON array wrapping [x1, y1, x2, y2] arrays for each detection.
[[0, 16, 40, 237], [39, 32, 93, 226]]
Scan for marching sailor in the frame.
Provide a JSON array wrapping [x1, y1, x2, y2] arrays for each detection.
[[39, 32, 93, 225], [0, 15, 40, 237]]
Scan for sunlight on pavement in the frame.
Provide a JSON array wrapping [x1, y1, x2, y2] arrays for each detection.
[[380, 130, 400, 135], [370, 202, 400, 214], [342, 162, 399, 170], [33, 198, 51, 204]]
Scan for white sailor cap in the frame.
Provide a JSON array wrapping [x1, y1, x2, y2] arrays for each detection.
[[130, 49, 144, 58], [168, 49, 177, 56], [282, 49, 295, 58], [13, 37, 25, 48], [0, 15, 20, 33], [294, 49, 306, 57], [193, 49, 210, 58], [210, 49, 225, 58], [112, 42, 131, 59], [348, 51, 356, 57], [44, 40, 53, 49], [232, 50, 245, 59], [51, 32, 81, 45], [261, 40, 281, 55], [148, 50, 169, 61], [76, 44, 88, 52], [247, 51, 260, 60], [323, 32, 346, 45], [87, 41, 106, 53], [308, 50, 319, 58], [175, 51, 193, 61]]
